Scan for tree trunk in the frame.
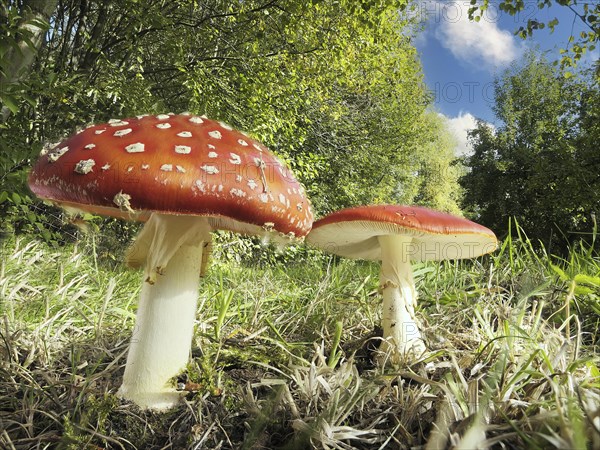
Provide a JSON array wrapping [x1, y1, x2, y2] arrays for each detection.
[[1, 0, 59, 122]]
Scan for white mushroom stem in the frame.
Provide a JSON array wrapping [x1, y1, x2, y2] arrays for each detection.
[[117, 213, 211, 410], [377, 234, 426, 362]]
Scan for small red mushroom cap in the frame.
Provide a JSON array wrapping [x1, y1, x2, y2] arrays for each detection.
[[29, 114, 313, 239], [306, 205, 498, 261]]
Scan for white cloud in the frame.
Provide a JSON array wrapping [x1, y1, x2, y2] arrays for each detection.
[[429, 1, 522, 71], [440, 112, 481, 156]]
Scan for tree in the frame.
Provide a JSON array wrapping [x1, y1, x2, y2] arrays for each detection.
[[461, 52, 600, 251], [0, 0, 57, 121], [468, 0, 599, 77], [409, 112, 464, 215]]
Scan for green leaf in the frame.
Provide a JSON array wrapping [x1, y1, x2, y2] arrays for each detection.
[[587, 362, 600, 378], [550, 263, 568, 281], [11, 192, 21, 206], [574, 285, 595, 295], [0, 92, 19, 114], [574, 274, 600, 287]]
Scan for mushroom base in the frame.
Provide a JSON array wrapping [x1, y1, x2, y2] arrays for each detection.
[[118, 214, 211, 410], [377, 234, 426, 364]]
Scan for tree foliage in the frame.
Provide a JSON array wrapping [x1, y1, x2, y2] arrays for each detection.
[[0, 0, 57, 120], [410, 112, 464, 216], [468, 0, 599, 77], [461, 52, 600, 252]]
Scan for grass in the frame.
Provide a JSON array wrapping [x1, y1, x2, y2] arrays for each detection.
[[0, 226, 599, 449]]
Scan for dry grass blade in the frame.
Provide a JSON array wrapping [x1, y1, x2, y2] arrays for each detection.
[[0, 230, 598, 448]]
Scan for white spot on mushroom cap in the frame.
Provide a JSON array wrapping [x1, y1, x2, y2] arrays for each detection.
[[160, 164, 173, 172], [156, 114, 170, 120], [238, 139, 248, 146], [247, 179, 258, 190], [201, 165, 219, 174], [141, 164, 150, 170], [109, 119, 129, 127], [175, 145, 191, 154], [189, 116, 204, 124], [40, 143, 54, 156], [48, 146, 69, 162], [208, 151, 218, 158], [114, 128, 132, 137], [156, 123, 171, 129], [230, 188, 246, 197], [84, 143, 96, 150], [253, 143, 263, 152], [194, 179, 206, 193], [102, 163, 111, 170], [229, 153, 241, 165], [176, 165, 186, 173], [177, 131, 192, 138], [125, 142, 145, 153], [208, 130, 222, 139], [259, 193, 269, 203], [236, 175, 243, 182], [219, 122, 233, 130], [74, 159, 95, 174], [113, 191, 133, 212], [95, 129, 106, 135], [254, 157, 266, 168]]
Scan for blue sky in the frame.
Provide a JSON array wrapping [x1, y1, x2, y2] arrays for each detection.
[[413, 1, 599, 154]]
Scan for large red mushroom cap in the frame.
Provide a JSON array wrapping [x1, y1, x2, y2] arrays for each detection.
[[306, 205, 497, 261], [28, 114, 313, 239]]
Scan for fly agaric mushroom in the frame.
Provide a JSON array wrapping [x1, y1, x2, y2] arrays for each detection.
[[306, 205, 497, 363], [28, 114, 313, 409]]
